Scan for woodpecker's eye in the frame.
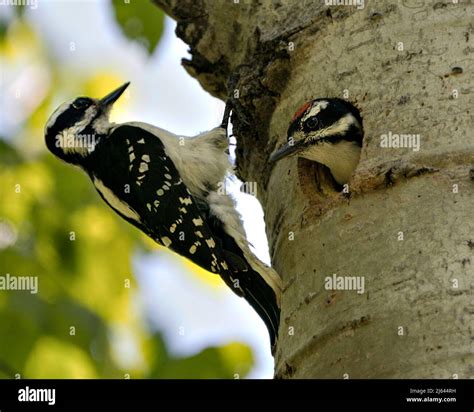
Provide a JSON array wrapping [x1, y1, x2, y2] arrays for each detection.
[[72, 98, 91, 110], [305, 117, 319, 130]]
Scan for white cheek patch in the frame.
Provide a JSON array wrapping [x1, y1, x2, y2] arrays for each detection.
[[67, 106, 98, 133], [82, 106, 99, 125], [328, 113, 358, 135], [302, 100, 329, 122], [307, 113, 358, 142], [93, 177, 141, 223], [56, 106, 100, 156]]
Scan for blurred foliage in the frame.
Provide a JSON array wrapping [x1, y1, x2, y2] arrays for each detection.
[[0, 3, 253, 379], [112, 0, 165, 54]]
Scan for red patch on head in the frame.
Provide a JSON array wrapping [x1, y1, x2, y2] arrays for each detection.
[[291, 101, 312, 123]]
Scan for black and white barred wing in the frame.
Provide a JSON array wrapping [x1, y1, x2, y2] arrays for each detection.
[[96, 125, 241, 289]]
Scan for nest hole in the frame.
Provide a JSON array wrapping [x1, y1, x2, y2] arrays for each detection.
[[297, 158, 344, 199]]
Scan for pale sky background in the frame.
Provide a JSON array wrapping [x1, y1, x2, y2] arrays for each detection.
[[0, 0, 274, 377]]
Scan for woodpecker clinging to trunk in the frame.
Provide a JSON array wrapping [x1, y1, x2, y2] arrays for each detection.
[[44, 82, 282, 351], [270, 98, 363, 185]]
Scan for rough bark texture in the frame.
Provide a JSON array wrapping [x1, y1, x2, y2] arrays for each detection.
[[154, 0, 474, 378]]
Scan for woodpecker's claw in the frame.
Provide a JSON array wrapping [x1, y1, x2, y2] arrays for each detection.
[[220, 100, 232, 131]]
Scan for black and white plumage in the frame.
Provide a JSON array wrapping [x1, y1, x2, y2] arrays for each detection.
[[270, 98, 364, 185], [44, 83, 282, 350]]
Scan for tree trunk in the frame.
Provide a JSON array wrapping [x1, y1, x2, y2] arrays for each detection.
[[154, 0, 474, 379]]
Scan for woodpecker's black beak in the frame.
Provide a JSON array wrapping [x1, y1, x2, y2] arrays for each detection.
[[269, 138, 305, 162], [99, 82, 130, 108]]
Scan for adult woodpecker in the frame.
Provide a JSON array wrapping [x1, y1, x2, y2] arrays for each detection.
[[270, 98, 363, 185], [44, 82, 282, 350]]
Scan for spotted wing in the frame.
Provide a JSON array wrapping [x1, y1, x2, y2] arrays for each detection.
[[91, 125, 242, 290]]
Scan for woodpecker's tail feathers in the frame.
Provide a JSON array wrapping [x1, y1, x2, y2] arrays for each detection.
[[204, 191, 282, 350], [237, 266, 280, 350], [218, 248, 280, 350]]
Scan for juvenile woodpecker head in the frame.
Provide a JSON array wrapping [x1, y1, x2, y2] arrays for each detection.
[[44, 82, 129, 165], [270, 98, 363, 184]]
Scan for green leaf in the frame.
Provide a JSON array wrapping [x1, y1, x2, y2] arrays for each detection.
[[148, 335, 254, 379], [111, 0, 165, 55], [0, 139, 24, 167]]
